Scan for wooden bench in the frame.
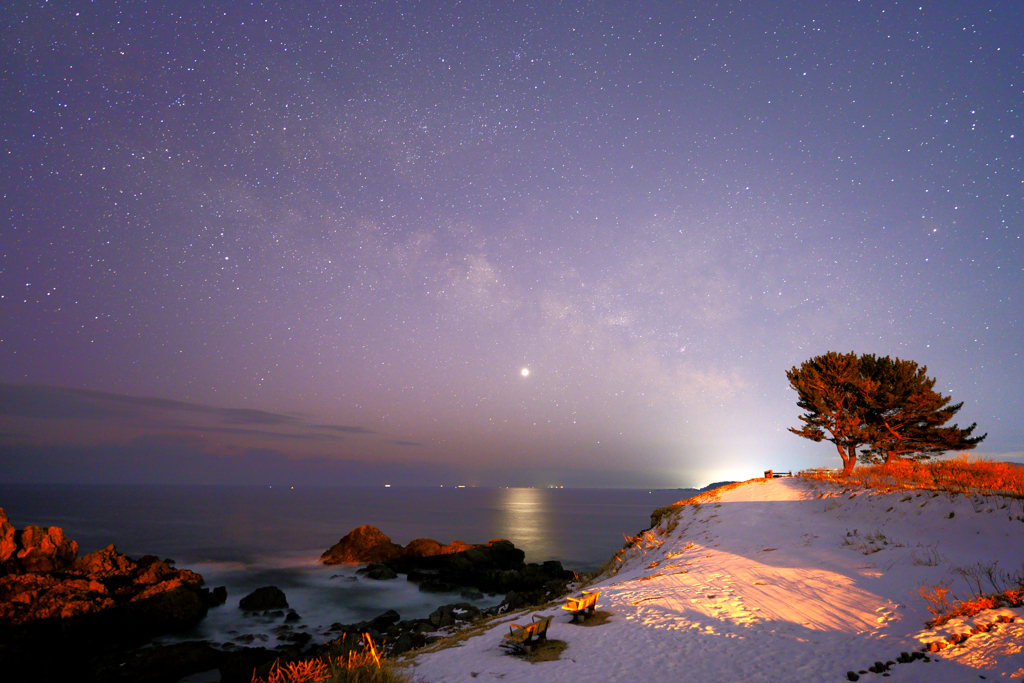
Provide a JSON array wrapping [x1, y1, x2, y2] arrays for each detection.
[[501, 614, 553, 653], [561, 590, 600, 621], [764, 470, 792, 479]]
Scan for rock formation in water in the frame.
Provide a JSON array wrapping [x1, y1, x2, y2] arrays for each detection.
[[0, 508, 78, 575], [239, 585, 288, 611], [320, 524, 495, 565], [0, 508, 227, 681], [320, 524, 405, 563], [320, 525, 576, 601]]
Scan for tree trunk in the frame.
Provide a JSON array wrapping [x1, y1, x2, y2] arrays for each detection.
[[842, 445, 858, 475], [836, 442, 856, 475], [884, 450, 895, 464]]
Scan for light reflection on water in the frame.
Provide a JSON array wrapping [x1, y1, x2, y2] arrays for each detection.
[[494, 488, 554, 561]]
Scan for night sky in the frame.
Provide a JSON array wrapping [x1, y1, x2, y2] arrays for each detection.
[[1, 1, 1021, 488]]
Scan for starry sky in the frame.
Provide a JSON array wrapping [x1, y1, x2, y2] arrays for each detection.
[[1, 0, 1021, 488]]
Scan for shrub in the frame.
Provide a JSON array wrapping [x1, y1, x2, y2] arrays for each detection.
[[923, 587, 1024, 628], [801, 455, 1024, 498], [251, 635, 408, 683]]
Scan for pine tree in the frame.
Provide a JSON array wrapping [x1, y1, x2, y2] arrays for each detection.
[[787, 352, 986, 474], [859, 354, 986, 464], [786, 351, 874, 475]]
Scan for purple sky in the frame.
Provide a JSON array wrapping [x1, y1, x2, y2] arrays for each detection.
[[1, 1, 1021, 487]]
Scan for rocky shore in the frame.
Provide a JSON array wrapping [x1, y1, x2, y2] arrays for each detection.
[[322, 524, 576, 606], [0, 513, 580, 683], [0, 507, 228, 681]]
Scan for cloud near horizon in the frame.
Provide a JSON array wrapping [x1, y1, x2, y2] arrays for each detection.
[[0, 383, 721, 487], [0, 383, 433, 484]]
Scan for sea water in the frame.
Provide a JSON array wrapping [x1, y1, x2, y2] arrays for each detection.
[[0, 485, 689, 647]]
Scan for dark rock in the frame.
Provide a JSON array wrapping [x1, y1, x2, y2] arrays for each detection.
[[488, 569, 522, 593], [391, 632, 414, 656], [406, 568, 436, 582], [542, 560, 572, 577], [277, 631, 312, 647], [369, 609, 401, 631], [220, 647, 278, 683], [428, 605, 455, 628], [846, 672, 859, 681], [388, 538, 532, 594], [460, 587, 483, 600], [419, 579, 457, 593], [285, 610, 301, 623], [450, 602, 482, 622], [208, 585, 228, 606], [239, 586, 288, 611], [128, 582, 210, 632], [94, 641, 224, 683], [365, 563, 398, 580], [501, 588, 549, 610], [424, 603, 480, 628], [320, 526, 404, 564]]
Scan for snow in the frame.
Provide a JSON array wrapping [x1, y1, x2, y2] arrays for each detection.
[[405, 477, 1024, 682]]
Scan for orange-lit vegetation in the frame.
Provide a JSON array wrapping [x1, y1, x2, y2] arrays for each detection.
[[920, 561, 1024, 627], [251, 635, 406, 683], [918, 585, 1024, 628], [801, 455, 1024, 498], [805, 456, 1024, 628]]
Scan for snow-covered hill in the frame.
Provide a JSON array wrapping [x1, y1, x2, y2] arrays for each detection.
[[405, 477, 1024, 682]]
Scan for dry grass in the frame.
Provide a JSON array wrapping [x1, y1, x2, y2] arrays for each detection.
[[251, 635, 407, 683], [801, 455, 1024, 498], [922, 587, 1024, 628]]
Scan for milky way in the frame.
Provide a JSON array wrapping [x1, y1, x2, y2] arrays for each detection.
[[1, 1, 1021, 486]]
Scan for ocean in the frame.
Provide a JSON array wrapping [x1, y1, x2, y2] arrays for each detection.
[[0, 484, 689, 648]]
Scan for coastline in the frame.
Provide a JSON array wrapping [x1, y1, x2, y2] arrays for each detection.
[[402, 478, 1024, 682]]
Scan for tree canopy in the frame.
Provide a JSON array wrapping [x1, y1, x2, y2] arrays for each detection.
[[787, 352, 985, 474], [786, 352, 871, 475]]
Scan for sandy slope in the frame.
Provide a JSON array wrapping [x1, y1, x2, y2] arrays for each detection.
[[405, 477, 1024, 682]]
